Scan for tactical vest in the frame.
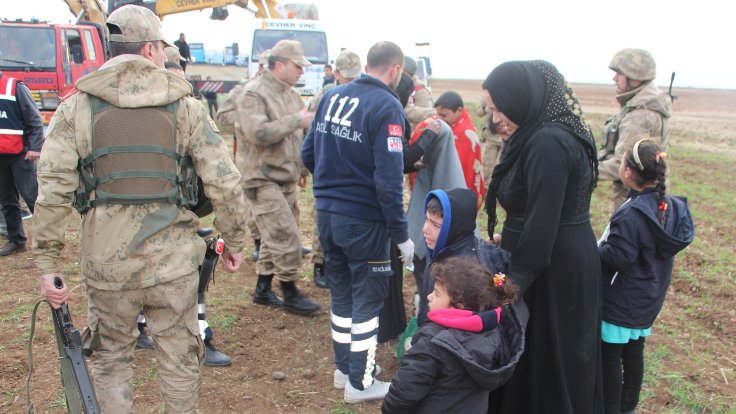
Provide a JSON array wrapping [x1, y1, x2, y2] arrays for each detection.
[[73, 96, 201, 214], [0, 75, 25, 154], [600, 104, 670, 161]]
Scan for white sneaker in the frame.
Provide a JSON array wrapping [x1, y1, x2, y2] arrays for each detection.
[[344, 379, 391, 404], [334, 365, 382, 389]]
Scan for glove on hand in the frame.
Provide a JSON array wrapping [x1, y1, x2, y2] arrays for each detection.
[[397, 239, 415, 267]]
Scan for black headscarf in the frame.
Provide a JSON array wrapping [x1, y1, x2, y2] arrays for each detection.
[[483, 60, 598, 237], [395, 72, 414, 108]]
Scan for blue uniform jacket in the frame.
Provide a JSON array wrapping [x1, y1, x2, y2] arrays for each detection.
[[302, 74, 408, 242], [599, 188, 694, 328]]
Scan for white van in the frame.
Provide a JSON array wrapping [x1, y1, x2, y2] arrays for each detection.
[[250, 18, 328, 97]]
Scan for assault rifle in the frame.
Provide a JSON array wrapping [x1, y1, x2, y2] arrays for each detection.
[[668, 71, 678, 103], [50, 276, 100, 414], [26, 277, 100, 414]]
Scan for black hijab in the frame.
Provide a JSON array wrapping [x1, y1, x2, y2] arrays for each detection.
[[395, 72, 414, 109], [483, 60, 598, 237]]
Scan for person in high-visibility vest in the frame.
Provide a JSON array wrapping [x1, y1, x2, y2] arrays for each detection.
[[0, 70, 43, 256]]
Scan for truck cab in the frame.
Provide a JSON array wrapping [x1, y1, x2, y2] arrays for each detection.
[[250, 18, 328, 97], [0, 20, 106, 127]]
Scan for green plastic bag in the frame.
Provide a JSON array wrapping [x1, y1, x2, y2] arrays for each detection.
[[396, 316, 418, 359]]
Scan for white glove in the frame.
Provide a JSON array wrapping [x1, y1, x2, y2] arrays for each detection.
[[397, 239, 415, 267]]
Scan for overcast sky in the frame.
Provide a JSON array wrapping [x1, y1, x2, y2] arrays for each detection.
[[6, 0, 735, 89]]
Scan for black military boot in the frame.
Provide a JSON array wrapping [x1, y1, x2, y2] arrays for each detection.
[[280, 281, 321, 315], [252, 274, 285, 308], [135, 323, 154, 351], [204, 340, 232, 367], [313, 263, 328, 289], [251, 239, 261, 262], [301, 246, 312, 256]]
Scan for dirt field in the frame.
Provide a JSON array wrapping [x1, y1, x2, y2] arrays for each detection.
[[1, 79, 735, 414]]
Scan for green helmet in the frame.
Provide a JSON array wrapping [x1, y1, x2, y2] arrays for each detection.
[[609, 48, 656, 81]]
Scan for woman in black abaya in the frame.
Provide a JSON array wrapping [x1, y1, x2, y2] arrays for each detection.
[[483, 61, 603, 413]]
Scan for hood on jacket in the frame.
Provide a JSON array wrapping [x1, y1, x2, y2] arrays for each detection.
[[425, 188, 478, 259], [429, 301, 529, 391], [629, 188, 695, 259], [75, 54, 192, 108], [617, 81, 672, 119]]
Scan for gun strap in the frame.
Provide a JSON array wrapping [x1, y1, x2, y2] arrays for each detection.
[[26, 299, 46, 414]]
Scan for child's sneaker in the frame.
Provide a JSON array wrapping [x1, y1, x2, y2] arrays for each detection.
[[334, 365, 382, 389], [344, 379, 391, 404]]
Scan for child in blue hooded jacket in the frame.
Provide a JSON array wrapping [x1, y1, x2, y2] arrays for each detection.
[[598, 139, 694, 414], [415, 188, 510, 325]]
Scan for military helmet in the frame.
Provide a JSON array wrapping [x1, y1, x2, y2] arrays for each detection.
[[609, 48, 656, 81], [404, 56, 418, 76]]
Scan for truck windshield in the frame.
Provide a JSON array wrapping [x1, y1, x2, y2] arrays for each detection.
[[0, 26, 56, 71], [252, 30, 328, 64]]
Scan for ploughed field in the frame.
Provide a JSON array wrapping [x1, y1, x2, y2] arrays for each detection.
[[1, 79, 734, 413]]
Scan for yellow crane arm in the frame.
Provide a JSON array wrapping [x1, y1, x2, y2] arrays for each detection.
[[153, 0, 292, 18], [63, 0, 108, 25]]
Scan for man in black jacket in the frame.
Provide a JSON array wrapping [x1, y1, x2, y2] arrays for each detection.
[[0, 70, 43, 256], [173, 33, 191, 71]]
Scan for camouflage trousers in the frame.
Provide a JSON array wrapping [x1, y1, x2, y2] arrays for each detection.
[[598, 156, 629, 212], [245, 182, 302, 282], [482, 137, 503, 185], [311, 206, 323, 265], [247, 209, 260, 240], [84, 271, 203, 413]]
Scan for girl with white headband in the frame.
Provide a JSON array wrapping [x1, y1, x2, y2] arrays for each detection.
[[597, 138, 695, 414]]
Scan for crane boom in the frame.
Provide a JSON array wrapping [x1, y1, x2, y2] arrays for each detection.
[[63, 0, 108, 26]]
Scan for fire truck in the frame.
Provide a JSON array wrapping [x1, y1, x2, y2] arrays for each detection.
[[1, 0, 326, 127], [0, 19, 106, 127]]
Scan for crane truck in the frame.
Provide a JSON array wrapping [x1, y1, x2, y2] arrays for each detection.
[[0, 0, 327, 127]]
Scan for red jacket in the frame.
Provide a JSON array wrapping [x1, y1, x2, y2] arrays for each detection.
[[450, 108, 485, 210]]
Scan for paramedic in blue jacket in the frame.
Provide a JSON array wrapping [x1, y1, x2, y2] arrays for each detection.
[[302, 41, 414, 404]]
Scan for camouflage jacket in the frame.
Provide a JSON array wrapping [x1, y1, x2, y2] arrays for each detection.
[[235, 70, 306, 187], [307, 83, 336, 112], [411, 75, 433, 108], [32, 54, 247, 291], [215, 81, 245, 126], [599, 81, 672, 165], [475, 103, 502, 145]]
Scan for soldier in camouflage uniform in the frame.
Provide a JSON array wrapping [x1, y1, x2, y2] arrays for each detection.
[[599, 48, 672, 211], [33, 6, 247, 413], [216, 50, 270, 260], [235, 40, 320, 315], [306, 49, 363, 289], [402, 56, 435, 130], [476, 101, 503, 184]]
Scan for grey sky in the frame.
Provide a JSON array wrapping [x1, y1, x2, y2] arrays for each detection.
[[7, 0, 735, 89]]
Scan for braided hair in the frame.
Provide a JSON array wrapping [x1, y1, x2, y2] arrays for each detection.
[[625, 139, 669, 226]]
